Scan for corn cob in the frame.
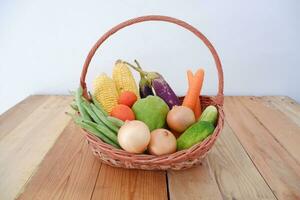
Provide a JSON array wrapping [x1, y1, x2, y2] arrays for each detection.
[[93, 73, 118, 113], [112, 60, 139, 98]]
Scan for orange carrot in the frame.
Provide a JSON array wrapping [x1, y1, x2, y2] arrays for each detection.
[[186, 70, 202, 119], [187, 70, 194, 85], [194, 96, 201, 119], [183, 69, 204, 116], [194, 69, 204, 119]]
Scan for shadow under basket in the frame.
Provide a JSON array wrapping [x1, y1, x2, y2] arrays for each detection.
[[79, 15, 225, 170]]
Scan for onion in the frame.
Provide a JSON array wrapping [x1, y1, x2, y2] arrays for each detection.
[[118, 120, 150, 153], [167, 106, 195, 133], [148, 129, 176, 156]]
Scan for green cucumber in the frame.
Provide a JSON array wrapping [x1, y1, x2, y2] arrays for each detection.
[[177, 121, 215, 150], [199, 105, 218, 125]]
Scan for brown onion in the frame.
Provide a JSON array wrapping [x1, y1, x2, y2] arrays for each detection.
[[118, 120, 150, 153], [148, 129, 176, 156], [167, 106, 195, 133]]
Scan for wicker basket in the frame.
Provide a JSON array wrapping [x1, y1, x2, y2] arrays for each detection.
[[79, 15, 224, 170]]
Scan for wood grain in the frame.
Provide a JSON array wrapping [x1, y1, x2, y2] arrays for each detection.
[[263, 96, 300, 127], [17, 122, 101, 200], [91, 164, 167, 200], [1, 96, 300, 200], [168, 122, 276, 200], [168, 158, 223, 200], [239, 96, 300, 163], [0, 96, 72, 200], [207, 122, 276, 199], [0, 95, 48, 140], [224, 97, 300, 200]]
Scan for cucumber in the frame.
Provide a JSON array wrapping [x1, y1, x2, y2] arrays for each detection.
[[199, 105, 218, 125], [177, 121, 215, 150]]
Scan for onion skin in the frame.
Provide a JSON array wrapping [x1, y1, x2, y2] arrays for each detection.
[[148, 129, 177, 156], [167, 106, 196, 133], [118, 120, 150, 153]]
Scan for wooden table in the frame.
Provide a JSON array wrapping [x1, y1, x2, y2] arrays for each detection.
[[0, 96, 299, 200]]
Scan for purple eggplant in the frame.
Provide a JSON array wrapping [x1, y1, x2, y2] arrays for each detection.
[[147, 72, 180, 109], [138, 69, 154, 98], [126, 61, 180, 109]]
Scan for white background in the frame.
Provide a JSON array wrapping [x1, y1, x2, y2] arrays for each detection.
[[0, 0, 299, 114]]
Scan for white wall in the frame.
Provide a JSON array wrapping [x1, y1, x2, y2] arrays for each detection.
[[0, 0, 299, 114]]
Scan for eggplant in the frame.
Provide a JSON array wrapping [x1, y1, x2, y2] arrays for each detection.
[[126, 61, 180, 109], [138, 69, 154, 98], [151, 75, 180, 108]]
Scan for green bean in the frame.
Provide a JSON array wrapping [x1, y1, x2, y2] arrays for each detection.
[[81, 101, 102, 124], [69, 113, 120, 148], [69, 90, 76, 97], [91, 94, 108, 117], [70, 102, 78, 111], [75, 87, 91, 121], [77, 121, 120, 148], [107, 116, 124, 127], [83, 120, 118, 144], [90, 104, 119, 133]]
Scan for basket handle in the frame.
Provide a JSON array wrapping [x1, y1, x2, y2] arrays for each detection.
[[80, 15, 224, 105]]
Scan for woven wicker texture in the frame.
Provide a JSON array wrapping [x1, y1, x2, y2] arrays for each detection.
[[79, 15, 224, 170]]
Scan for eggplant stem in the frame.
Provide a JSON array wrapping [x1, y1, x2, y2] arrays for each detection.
[[134, 60, 148, 80], [125, 60, 154, 85], [134, 60, 142, 69], [124, 61, 147, 76]]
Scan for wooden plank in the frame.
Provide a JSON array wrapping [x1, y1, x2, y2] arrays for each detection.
[[224, 97, 300, 200], [168, 122, 276, 200], [207, 122, 276, 199], [263, 96, 300, 127], [0, 95, 48, 140], [168, 158, 223, 200], [17, 122, 101, 200], [0, 96, 72, 200], [239, 96, 300, 163], [92, 164, 167, 200]]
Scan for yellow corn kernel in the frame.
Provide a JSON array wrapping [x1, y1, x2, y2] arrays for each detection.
[[112, 60, 139, 98], [93, 73, 118, 113]]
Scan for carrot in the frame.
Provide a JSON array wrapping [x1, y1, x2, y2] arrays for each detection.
[[194, 96, 201, 119], [187, 70, 194, 83], [186, 70, 202, 119], [183, 69, 204, 118], [194, 69, 204, 119]]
